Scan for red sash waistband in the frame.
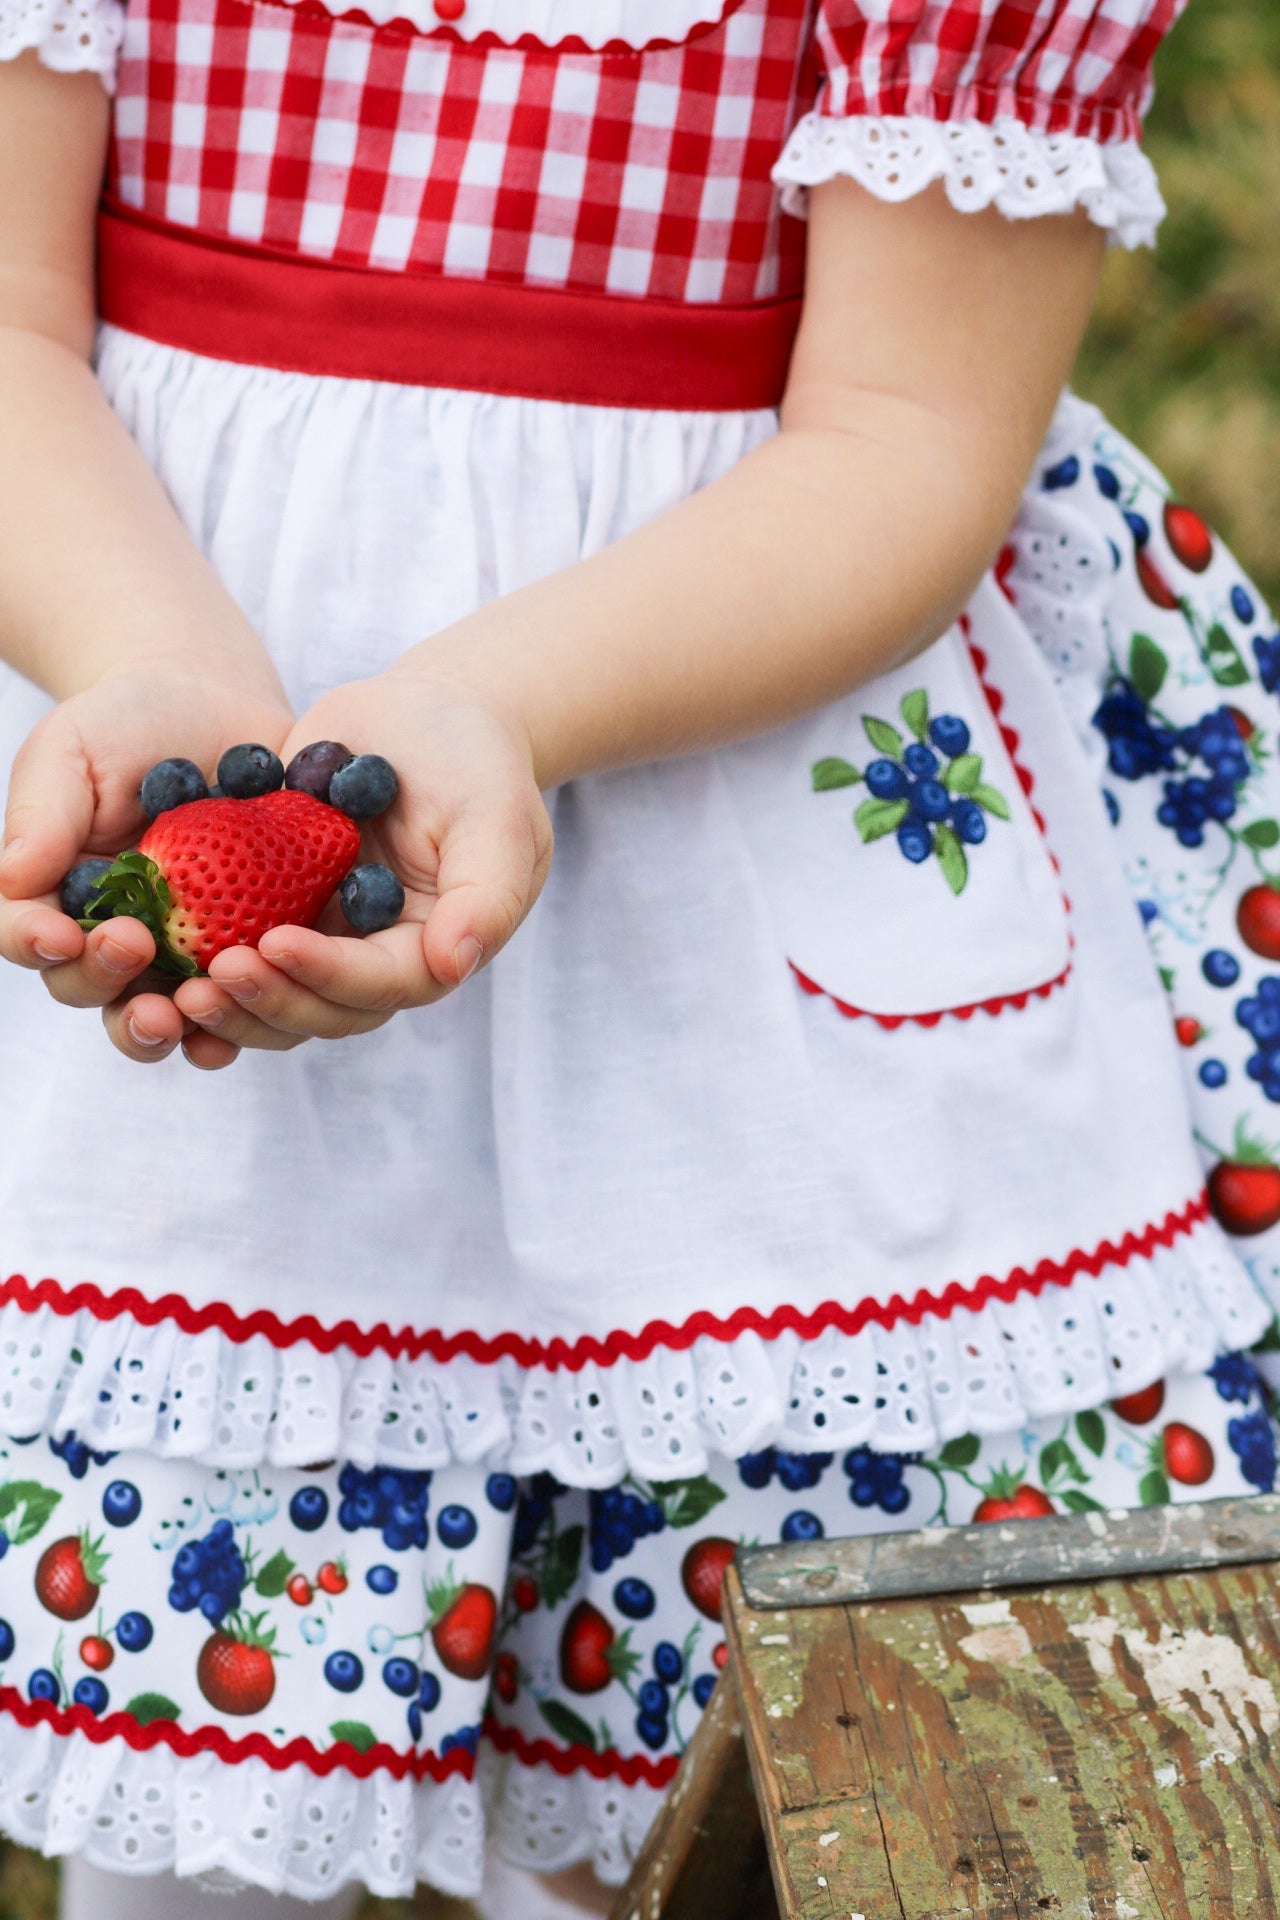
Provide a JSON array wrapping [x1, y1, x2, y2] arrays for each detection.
[[96, 199, 802, 412]]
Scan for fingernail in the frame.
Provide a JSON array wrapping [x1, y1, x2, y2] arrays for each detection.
[[454, 936, 483, 983], [194, 1005, 225, 1028], [268, 950, 300, 976], [99, 936, 138, 976], [0, 837, 24, 870], [33, 942, 73, 966], [223, 978, 260, 1005], [127, 1017, 168, 1050]]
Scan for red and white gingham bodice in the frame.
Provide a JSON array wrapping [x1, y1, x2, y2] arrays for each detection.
[[107, 0, 1184, 306]]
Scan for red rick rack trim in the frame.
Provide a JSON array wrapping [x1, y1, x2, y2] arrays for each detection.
[[0, 1686, 473, 1783], [789, 635, 1075, 1028], [484, 1716, 678, 1789], [242, 0, 747, 55], [0, 1193, 1210, 1370]]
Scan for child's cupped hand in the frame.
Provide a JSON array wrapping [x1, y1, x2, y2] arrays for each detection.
[[0, 659, 294, 1070], [170, 671, 553, 1062]]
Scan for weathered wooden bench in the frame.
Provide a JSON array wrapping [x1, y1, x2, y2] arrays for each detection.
[[610, 1496, 1280, 1920]]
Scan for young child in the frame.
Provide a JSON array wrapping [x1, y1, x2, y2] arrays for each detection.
[[0, 1, 1277, 1915]]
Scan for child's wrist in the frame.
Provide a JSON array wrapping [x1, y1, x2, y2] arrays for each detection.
[[384, 642, 552, 785]]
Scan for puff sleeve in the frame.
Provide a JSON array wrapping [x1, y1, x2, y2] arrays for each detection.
[[774, 0, 1187, 247], [0, 0, 123, 89]]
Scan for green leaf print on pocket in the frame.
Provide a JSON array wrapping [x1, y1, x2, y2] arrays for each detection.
[[650, 1474, 728, 1529], [1075, 1410, 1107, 1457], [816, 692, 1010, 895], [538, 1523, 585, 1610], [538, 1698, 600, 1750], [1059, 1490, 1106, 1514], [0, 1480, 61, 1547], [937, 1434, 981, 1470], [1139, 1469, 1171, 1506], [1128, 633, 1169, 704], [1243, 819, 1280, 850], [253, 1549, 296, 1598], [125, 1692, 182, 1725], [329, 1720, 378, 1753], [1204, 622, 1250, 687]]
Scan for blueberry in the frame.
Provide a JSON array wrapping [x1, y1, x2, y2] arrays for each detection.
[[636, 1712, 668, 1751], [865, 758, 908, 800], [880, 1481, 911, 1515], [1092, 463, 1121, 500], [329, 754, 399, 820], [1124, 510, 1151, 547], [168, 1583, 196, 1613], [928, 715, 970, 757], [485, 1473, 517, 1513], [174, 1543, 201, 1581], [614, 1577, 656, 1619], [216, 742, 284, 799], [140, 757, 207, 819], [913, 779, 950, 822], [284, 740, 354, 803], [951, 800, 986, 845], [418, 1670, 442, 1712], [73, 1676, 109, 1715], [1203, 949, 1241, 988], [897, 821, 933, 864], [199, 1591, 227, 1625], [1231, 586, 1256, 625], [407, 1701, 423, 1742], [692, 1673, 717, 1708], [102, 1480, 141, 1527], [737, 1450, 775, 1490], [29, 1668, 60, 1704], [1199, 1059, 1228, 1089], [435, 1504, 477, 1551], [289, 1487, 329, 1533], [1138, 899, 1158, 927], [0, 1530, 8, 1560], [781, 1510, 824, 1542], [324, 1650, 364, 1693], [339, 863, 406, 935], [652, 1642, 683, 1684], [383, 1657, 420, 1697], [59, 858, 115, 924], [638, 1680, 669, 1718], [366, 1565, 398, 1596], [903, 743, 939, 779], [0, 1619, 13, 1661], [1042, 455, 1080, 491], [116, 1611, 153, 1653]]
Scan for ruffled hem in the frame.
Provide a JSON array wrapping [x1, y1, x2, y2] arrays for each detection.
[[0, 0, 122, 87], [0, 1713, 661, 1897], [1, 1205, 1267, 1480], [772, 114, 1166, 250]]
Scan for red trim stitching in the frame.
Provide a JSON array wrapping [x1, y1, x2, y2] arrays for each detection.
[[225, 0, 747, 56], [790, 640, 1075, 1027], [484, 1717, 678, 1788], [0, 1194, 1210, 1369], [0, 1686, 473, 1783]]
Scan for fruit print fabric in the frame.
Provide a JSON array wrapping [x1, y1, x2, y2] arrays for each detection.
[[1003, 397, 1280, 1362]]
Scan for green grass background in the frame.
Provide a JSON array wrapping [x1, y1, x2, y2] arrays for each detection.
[[1, 3, 1276, 1915]]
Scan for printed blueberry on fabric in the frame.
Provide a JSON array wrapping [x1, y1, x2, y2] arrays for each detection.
[[812, 690, 1010, 894]]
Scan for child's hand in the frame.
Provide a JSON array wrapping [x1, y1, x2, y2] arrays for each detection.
[[172, 673, 553, 1055], [0, 660, 293, 1069]]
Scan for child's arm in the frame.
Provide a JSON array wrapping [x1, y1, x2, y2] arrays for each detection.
[[0, 53, 291, 1067], [170, 185, 1103, 1057]]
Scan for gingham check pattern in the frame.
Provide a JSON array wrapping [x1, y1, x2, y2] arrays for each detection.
[[110, 0, 1177, 302]]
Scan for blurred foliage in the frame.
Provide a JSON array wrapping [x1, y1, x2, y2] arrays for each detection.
[[0, 3, 1277, 1917], [1076, 0, 1280, 608]]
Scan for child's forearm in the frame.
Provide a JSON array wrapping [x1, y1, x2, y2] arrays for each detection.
[[392, 187, 1105, 789]]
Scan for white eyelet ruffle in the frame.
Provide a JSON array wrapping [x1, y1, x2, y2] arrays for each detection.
[[1, 1211, 1267, 1481], [0, 1719, 659, 1899], [773, 114, 1167, 250], [0, 0, 122, 88]]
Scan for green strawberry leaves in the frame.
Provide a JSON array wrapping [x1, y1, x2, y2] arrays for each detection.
[[0, 1481, 61, 1547], [81, 852, 198, 978]]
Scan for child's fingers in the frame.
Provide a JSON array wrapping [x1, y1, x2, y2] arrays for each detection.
[[0, 897, 86, 971], [41, 917, 158, 1010], [100, 987, 187, 1062], [181, 1028, 243, 1071], [253, 921, 443, 1011], [0, 716, 96, 904], [186, 951, 399, 1039], [423, 793, 553, 987]]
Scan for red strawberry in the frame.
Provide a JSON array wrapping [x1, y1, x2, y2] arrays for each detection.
[[493, 1651, 519, 1705], [79, 1634, 114, 1672], [35, 1535, 108, 1621], [1163, 501, 1213, 573], [1136, 549, 1180, 612], [1208, 1158, 1280, 1237], [712, 1640, 730, 1671], [429, 1581, 498, 1682], [1110, 1380, 1166, 1425], [89, 792, 361, 977], [1161, 1423, 1214, 1486], [316, 1561, 347, 1596], [511, 1575, 539, 1614], [558, 1600, 624, 1695], [1226, 707, 1255, 740], [1174, 1017, 1202, 1047], [1237, 884, 1280, 961], [973, 1484, 1055, 1523], [681, 1539, 737, 1621], [197, 1626, 277, 1715], [286, 1574, 313, 1607]]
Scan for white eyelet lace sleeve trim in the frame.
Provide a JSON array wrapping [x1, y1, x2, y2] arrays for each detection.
[[773, 113, 1167, 250], [0, 1211, 1267, 1480], [0, 0, 123, 88]]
